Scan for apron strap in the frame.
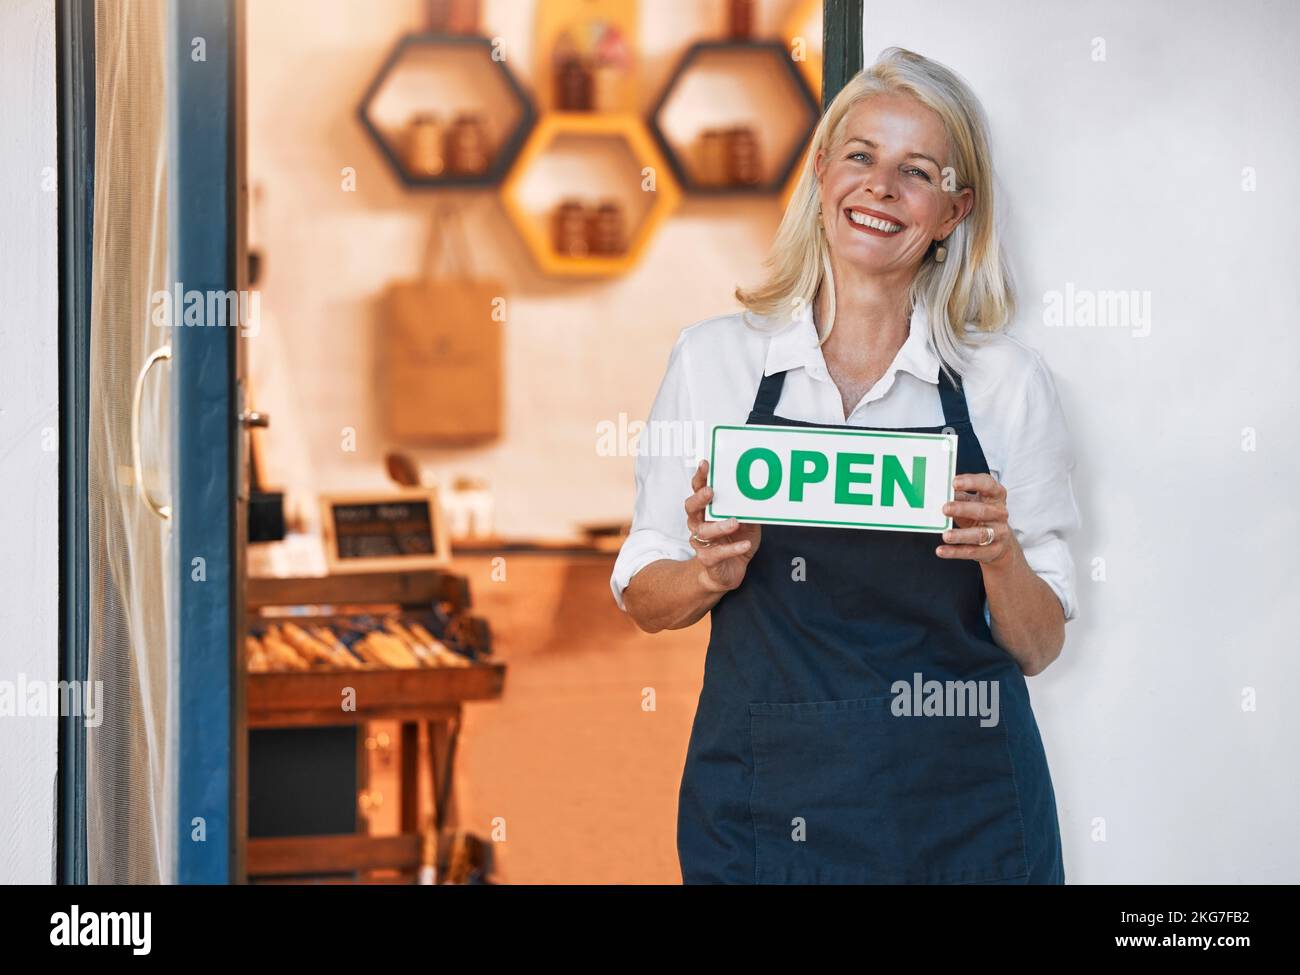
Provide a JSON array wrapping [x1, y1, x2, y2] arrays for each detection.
[[750, 369, 788, 418], [936, 367, 972, 428]]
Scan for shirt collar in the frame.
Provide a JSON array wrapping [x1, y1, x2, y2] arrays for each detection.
[[760, 301, 941, 385]]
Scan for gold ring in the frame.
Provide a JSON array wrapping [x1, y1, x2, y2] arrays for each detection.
[[978, 526, 995, 546], [691, 532, 712, 548]]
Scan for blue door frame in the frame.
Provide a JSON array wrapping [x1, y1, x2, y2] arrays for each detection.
[[171, 0, 240, 884], [56, 0, 96, 887]]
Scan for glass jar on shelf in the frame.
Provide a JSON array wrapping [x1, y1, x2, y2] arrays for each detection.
[[446, 111, 490, 176], [590, 200, 625, 255], [696, 128, 728, 187], [552, 198, 591, 257], [726, 125, 762, 186], [404, 112, 446, 178]]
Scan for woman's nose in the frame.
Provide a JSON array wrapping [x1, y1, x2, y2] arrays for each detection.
[[861, 167, 899, 200]]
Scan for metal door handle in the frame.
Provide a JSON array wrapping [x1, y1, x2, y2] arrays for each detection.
[[131, 344, 173, 520]]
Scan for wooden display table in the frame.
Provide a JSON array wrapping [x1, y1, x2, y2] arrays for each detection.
[[246, 666, 505, 728], [244, 570, 505, 883]]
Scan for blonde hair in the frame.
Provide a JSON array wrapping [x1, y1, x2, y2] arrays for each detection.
[[736, 47, 1015, 383]]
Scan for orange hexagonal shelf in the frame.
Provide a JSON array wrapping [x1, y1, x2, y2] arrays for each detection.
[[501, 112, 681, 278], [783, 0, 824, 99], [780, 142, 815, 214]]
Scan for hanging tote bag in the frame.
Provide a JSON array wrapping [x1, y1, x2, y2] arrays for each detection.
[[379, 204, 504, 443]]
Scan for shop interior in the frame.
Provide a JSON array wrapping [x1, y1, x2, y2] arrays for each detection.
[[239, 0, 824, 884]]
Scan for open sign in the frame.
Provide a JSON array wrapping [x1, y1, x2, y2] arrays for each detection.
[[705, 424, 956, 533]]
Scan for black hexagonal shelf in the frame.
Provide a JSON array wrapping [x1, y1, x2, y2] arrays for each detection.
[[647, 40, 819, 196], [358, 33, 537, 189]]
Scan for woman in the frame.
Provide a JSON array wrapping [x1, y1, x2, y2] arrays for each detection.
[[611, 48, 1079, 884]]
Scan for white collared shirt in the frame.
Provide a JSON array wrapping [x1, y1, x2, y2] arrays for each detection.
[[609, 303, 1082, 623]]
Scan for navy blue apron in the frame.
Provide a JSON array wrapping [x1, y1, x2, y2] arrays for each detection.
[[677, 362, 1065, 884]]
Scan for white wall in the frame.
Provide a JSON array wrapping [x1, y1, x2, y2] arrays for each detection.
[[863, 0, 1300, 881], [0, 0, 59, 884]]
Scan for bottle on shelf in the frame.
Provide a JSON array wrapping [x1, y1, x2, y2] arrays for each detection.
[[445, 0, 480, 35], [591, 25, 631, 112], [423, 0, 451, 31], [552, 30, 593, 111], [418, 819, 438, 885], [727, 0, 755, 40]]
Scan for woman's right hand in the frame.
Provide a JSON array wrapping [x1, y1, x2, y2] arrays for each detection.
[[685, 459, 762, 594]]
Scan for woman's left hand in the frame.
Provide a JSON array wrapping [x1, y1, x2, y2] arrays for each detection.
[[935, 473, 1017, 568]]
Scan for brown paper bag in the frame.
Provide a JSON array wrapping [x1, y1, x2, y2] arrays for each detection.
[[380, 206, 503, 443]]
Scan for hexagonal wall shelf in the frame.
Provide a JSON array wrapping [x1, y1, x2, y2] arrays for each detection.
[[648, 40, 819, 196], [358, 33, 537, 189], [501, 112, 681, 278]]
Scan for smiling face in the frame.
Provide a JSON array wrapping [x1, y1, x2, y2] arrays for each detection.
[[815, 93, 974, 279]]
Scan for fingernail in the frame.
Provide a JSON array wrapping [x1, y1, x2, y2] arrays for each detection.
[[738, 540, 751, 551]]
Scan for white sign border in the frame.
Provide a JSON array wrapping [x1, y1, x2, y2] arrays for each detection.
[[705, 423, 957, 534]]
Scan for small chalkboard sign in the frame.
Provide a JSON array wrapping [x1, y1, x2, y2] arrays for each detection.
[[319, 489, 450, 573]]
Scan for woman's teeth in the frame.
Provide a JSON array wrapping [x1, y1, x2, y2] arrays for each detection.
[[847, 210, 903, 233]]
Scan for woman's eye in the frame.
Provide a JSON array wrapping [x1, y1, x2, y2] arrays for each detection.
[[848, 151, 870, 162], [907, 167, 932, 181]]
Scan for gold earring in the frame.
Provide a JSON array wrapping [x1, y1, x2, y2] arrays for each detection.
[[933, 238, 948, 263]]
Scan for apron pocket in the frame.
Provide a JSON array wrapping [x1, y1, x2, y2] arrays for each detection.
[[748, 697, 1029, 884]]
